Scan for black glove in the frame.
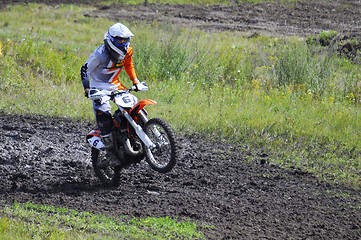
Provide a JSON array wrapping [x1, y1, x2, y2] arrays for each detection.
[[84, 88, 89, 98]]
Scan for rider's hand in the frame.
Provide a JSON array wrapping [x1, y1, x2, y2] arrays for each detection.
[[84, 88, 90, 98], [134, 82, 149, 92]]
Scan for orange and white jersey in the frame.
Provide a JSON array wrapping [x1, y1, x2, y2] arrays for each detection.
[[81, 45, 139, 91]]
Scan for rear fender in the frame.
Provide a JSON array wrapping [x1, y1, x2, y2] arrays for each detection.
[[86, 128, 104, 149], [87, 129, 100, 139]]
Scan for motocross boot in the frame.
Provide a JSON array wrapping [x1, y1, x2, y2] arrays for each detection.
[[98, 134, 121, 168]]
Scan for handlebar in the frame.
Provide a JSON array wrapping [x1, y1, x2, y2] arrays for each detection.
[[88, 82, 148, 100], [88, 85, 138, 100]]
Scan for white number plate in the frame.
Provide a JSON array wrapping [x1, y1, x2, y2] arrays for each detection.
[[114, 93, 138, 108]]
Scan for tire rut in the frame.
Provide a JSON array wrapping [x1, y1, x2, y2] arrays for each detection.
[[0, 113, 360, 239]]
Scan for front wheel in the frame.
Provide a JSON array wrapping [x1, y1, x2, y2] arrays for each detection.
[[91, 148, 121, 187], [143, 118, 177, 173]]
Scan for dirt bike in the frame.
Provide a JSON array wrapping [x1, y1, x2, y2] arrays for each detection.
[[86, 85, 177, 187]]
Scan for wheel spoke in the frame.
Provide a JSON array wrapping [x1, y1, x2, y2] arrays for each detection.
[[143, 118, 177, 173]]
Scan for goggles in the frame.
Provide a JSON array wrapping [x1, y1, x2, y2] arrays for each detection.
[[108, 33, 130, 48]]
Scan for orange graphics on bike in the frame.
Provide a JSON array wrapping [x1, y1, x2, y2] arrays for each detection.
[[86, 85, 177, 187], [130, 99, 157, 115]]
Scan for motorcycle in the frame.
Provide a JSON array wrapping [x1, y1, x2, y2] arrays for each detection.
[[86, 84, 177, 186]]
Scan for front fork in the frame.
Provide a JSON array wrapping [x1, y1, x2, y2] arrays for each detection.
[[137, 110, 165, 147], [137, 109, 149, 125], [121, 108, 156, 149]]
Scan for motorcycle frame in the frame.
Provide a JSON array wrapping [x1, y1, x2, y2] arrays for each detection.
[[113, 95, 157, 150]]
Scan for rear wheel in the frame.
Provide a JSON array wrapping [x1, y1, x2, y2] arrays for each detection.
[[143, 118, 177, 173], [91, 148, 121, 187]]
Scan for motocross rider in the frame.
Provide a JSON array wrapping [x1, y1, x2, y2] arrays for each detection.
[[81, 23, 148, 163]]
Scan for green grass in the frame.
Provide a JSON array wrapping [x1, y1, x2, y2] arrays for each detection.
[[1, 1, 361, 238], [0, 202, 205, 239], [1, 3, 361, 187]]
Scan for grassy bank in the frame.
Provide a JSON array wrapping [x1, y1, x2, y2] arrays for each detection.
[[1, 4, 361, 187], [0, 202, 205, 239]]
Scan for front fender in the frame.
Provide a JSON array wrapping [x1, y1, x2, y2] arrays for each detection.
[[129, 99, 157, 115]]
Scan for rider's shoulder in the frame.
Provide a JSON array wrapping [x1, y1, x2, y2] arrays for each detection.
[[127, 46, 134, 55], [94, 45, 107, 55], [91, 45, 110, 61]]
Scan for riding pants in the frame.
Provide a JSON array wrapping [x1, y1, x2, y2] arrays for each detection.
[[93, 96, 113, 136]]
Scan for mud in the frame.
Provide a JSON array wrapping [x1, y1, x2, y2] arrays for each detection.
[[1, 0, 361, 239], [0, 112, 360, 239], [93, 0, 361, 38], [2, 0, 361, 38]]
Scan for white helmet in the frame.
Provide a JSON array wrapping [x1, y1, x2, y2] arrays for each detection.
[[104, 23, 134, 63]]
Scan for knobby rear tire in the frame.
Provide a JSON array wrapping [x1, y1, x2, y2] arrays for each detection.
[[91, 147, 121, 187], [143, 118, 177, 173]]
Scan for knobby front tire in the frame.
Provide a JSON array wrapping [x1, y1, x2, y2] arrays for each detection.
[[143, 118, 177, 173]]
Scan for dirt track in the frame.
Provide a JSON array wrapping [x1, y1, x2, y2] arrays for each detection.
[[1, 112, 361, 239], [92, 0, 361, 38], [2, 0, 361, 37], [1, 0, 361, 239]]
